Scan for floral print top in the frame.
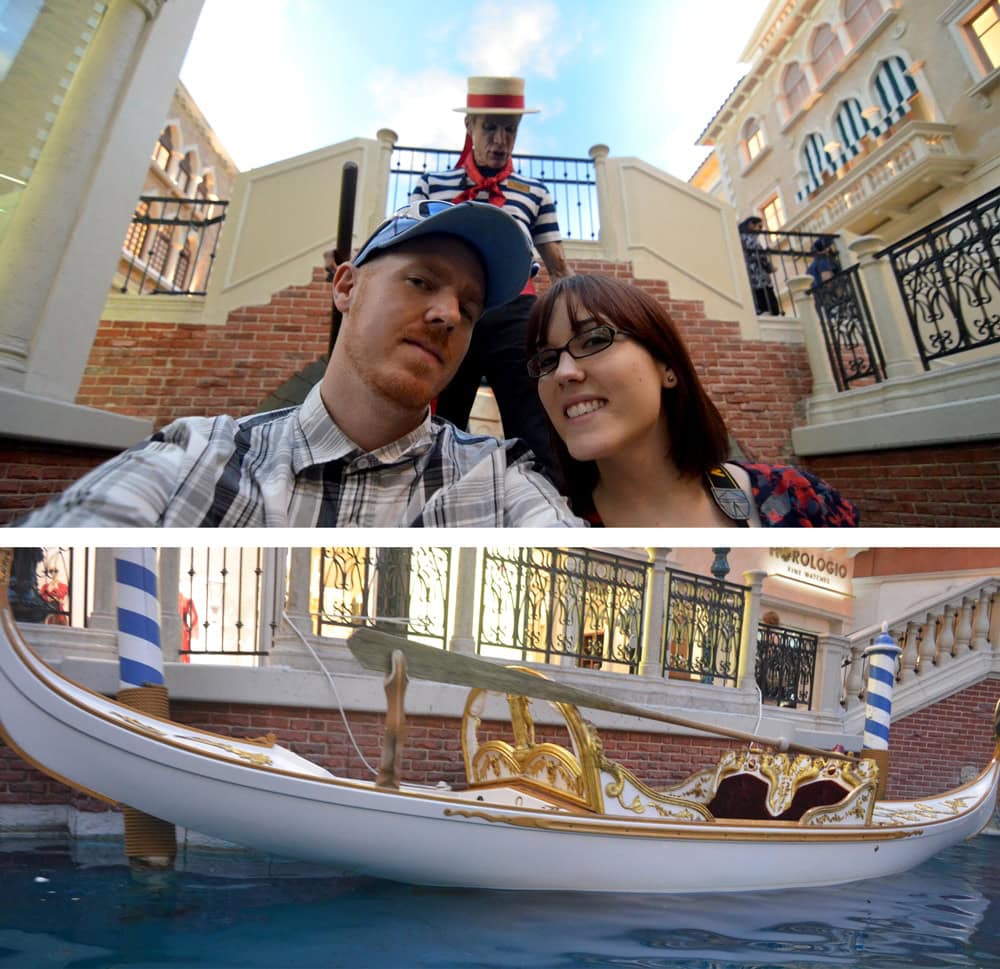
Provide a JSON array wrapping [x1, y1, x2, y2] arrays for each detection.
[[581, 463, 859, 528]]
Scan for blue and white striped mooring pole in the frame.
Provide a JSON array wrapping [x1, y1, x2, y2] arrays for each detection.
[[115, 549, 164, 691], [114, 549, 175, 868], [862, 623, 901, 799]]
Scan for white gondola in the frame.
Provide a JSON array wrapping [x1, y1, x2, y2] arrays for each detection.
[[1, 553, 997, 894]]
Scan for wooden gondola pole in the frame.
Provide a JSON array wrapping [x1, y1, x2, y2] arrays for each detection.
[[861, 625, 903, 799], [348, 628, 861, 762], [114, 549, 176, 870], [327, 160, 358, 356], [375, 649, 408, 790]]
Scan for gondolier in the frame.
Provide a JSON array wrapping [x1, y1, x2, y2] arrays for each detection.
[[411, 76, 572, 485]]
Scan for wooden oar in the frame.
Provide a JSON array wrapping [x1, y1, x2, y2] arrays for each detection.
[[347, 628, 858, 762]]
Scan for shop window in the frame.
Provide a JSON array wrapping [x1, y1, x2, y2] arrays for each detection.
[[123, 200, 149, 257]]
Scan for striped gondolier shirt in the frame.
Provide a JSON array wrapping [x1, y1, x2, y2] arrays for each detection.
[[411, 169, 562, 248], [16, 386, 581, 528]]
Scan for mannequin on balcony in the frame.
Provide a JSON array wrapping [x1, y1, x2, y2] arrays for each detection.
[[410, 77, 572, 486], [15, 202, 581, 528], [527, 274, 860, 527]]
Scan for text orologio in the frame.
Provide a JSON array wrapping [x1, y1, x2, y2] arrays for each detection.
[[770, 549, 849, 578]]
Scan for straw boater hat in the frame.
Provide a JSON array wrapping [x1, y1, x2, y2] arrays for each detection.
[[454, 76, 540, 115]]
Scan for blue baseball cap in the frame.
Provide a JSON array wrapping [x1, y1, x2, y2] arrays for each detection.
[[353, 200, 534, 311]]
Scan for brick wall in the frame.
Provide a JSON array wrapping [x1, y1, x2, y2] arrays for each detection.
[[886, 678, 1000, 800], [3, 258, 832, 521], [0, 438, 115, 526], [5, 679, 996, 814], [803, 441, 1000, 527]]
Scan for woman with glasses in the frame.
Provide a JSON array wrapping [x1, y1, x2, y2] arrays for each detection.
[[526, 274, 858, 527]]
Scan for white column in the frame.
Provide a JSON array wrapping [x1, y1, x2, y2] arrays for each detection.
[[158, 547, 181, 663], [813, 633, 850, 715], [369, 128, 398, 237], [638, 547, 671, 677], [786, 275, 838, 398], [737, 569, 767, 693], [918, 611, 940, 671], [589, 144, 623, 261], [0, 0, 204, 404], [848, 236, 924, 380], [448, 548, 478, 656], [843, 640, 866, 709], [256, 548, 286, 666], [88, 548, 117, 632], [281, 547, 313, 634]]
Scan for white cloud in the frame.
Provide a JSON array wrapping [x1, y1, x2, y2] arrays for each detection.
[[366, 68, 468, 148], [458, 1, 578, 78]]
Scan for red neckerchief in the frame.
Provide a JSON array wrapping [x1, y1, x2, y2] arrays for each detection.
[[452, 134, 512, 206]]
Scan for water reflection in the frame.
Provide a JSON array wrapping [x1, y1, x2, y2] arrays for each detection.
[[0, 836, 998, 968]]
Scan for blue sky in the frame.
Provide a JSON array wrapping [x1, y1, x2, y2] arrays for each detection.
[[181, 0, 771, 179]]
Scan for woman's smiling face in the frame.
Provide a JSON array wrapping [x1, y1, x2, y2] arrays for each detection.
[[535, 295, 677, 464]]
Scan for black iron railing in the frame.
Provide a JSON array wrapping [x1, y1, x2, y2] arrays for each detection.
[[179, 548, 270, 659], [741, 228, 842, 314], [813, 264, 887, 390], [8, 548, 91, 627], [662, 569, 747, 685], [477, 548, 646, 671], [119, 195, 228, 296], [755, 624, 818, 709], [389, 146, 599, 241], [315, 547, 452, 646], [880, 184, 1000, 368]]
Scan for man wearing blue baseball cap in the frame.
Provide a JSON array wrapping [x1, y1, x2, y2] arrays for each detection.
[[17, 201, 582, 527]]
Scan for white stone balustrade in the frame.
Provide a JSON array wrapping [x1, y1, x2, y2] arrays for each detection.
[[843, 578, 1000, 722]]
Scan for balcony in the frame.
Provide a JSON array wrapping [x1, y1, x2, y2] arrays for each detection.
[[792, 122, 974, 237]]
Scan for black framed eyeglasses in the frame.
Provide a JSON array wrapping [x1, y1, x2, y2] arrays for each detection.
[[527, 323, 634, 378]]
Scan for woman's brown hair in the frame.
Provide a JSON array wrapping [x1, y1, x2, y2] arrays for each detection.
[[526, 274, 731, 513]]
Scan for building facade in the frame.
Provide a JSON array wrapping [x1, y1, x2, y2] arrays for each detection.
[[693, 0, 1000, 242]]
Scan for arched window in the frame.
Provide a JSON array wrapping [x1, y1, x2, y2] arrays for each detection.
[[742, 118, 765, 162], [833, 98, 871, 157], [843, 0, 883, 44], [872, 56, 917, 115], [782, 63, 810, 117], [152, 129, 172, 171], [147, 229, 171, 277], [177, 152, 197, 195], [811, 24, 844, 84], [173, 238, 194, 291], [802, 133, 834, 186]]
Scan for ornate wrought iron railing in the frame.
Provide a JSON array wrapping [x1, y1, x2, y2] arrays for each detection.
[[477, 547, 646, 671], [388, 146, 599, 242], [119, 194, 228, 296], [813, 264, 887, 390], [315, 547, 452, 646], [662, 569, 747, 685], [755, 624, 818, 709], [741, 228, 841, 314], [880, 184, 1000, 368], [179, 548, 271, 660]]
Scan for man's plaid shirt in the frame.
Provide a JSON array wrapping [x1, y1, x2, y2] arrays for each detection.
[[18, 386, 582, 528]]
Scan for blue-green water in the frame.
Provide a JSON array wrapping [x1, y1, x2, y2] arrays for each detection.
[[1, 834, 999, 968]]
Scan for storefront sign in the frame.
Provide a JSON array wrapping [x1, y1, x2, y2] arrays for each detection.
[[769, 548, 851, 595]]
